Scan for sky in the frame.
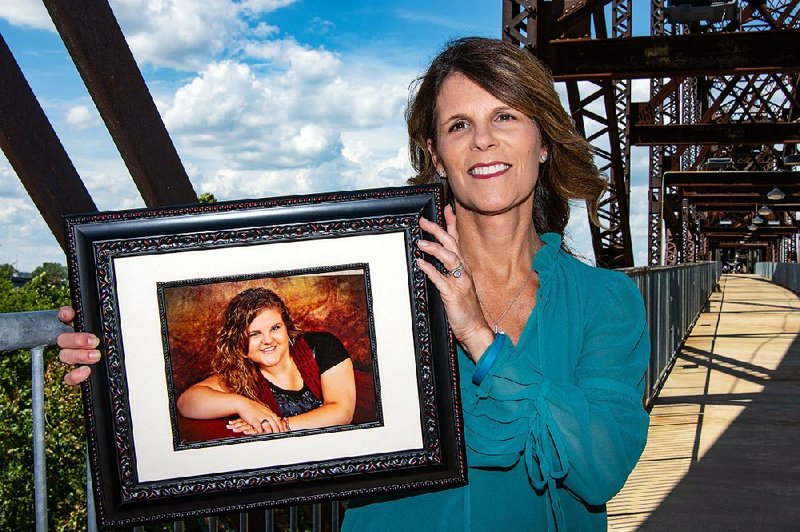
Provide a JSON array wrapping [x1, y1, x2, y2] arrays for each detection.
[[0, 0, 653, 271]]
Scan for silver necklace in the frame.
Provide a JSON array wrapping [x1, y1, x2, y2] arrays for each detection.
[[476, 268, 534, 334]]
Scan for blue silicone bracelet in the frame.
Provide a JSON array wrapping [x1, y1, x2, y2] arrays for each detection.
[[472, 333, 506, 386]]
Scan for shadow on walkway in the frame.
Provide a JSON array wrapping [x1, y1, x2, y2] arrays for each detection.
[[608, 275, 800, 531]]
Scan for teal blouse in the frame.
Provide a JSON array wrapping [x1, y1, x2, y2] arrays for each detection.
[[344, 233, 650, 531]]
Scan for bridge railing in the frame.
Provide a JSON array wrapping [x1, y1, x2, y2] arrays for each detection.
[[754, 262, 800, 293], [1, 261, 721, 529], [620, 261, 722, 405]]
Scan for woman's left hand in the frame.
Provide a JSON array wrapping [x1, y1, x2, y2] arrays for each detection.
[[416, 205, 495, 361], [227, 417, 288, 435]]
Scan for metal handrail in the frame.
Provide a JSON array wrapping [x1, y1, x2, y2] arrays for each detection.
[[755, 262, 800, 293], [1, 261, 722, 529], [620, 261, 722, 405]]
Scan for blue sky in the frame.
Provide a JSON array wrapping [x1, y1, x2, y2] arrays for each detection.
[[0, 0, 652, 271]]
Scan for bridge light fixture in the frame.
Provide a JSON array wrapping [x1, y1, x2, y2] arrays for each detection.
[[757, 204, 773, 216], [767, 187, 785, 201]]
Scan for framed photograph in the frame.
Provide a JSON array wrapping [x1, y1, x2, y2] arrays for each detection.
[[66, 184, 465, 528]]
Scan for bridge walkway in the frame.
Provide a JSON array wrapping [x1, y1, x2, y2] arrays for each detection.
[[608, 274, 800, 530]]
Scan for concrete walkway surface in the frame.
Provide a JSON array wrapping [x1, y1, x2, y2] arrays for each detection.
[[607, 274, 800, 531]]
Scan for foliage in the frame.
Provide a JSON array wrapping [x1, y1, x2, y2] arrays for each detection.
[[31, 262, 68, 286], [0, 263, 18, 278], [0, 265, 86, 531], [198, 192, 218, 204]]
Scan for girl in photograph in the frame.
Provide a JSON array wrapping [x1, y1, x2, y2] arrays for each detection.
[[178, 286, 356, 434]]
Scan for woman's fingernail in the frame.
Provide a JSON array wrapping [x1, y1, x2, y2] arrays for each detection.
[[418, 240, 430, 247], [77, 366, 91, 377], [89, 350, 101, 361], [88, 335, 99, 348]]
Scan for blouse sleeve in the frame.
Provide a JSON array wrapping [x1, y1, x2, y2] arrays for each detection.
[[305, 332, 350, 373], [462, 272, 650, 508]]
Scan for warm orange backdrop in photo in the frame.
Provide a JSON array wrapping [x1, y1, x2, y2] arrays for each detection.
[[160, 270, 379, 441]]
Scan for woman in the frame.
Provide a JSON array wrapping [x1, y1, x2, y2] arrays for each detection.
[[342, 38, 649, 531], [59, 37, 648, 530], [176, 287, 355, 434]]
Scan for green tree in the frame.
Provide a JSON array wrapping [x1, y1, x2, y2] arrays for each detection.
[[198, 192, 218, 204], [31, 262, 68, 286], [0, 263, 18, 279]]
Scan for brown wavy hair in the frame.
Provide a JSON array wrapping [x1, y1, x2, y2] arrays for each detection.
[[212, 287, 301, 402], [406, 37, 606, 235]]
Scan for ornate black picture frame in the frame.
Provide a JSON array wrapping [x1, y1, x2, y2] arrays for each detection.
[[65, 184, 465, 528]]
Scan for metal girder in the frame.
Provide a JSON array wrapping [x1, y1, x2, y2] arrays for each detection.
[[0, 34, 97, 250], [692, 204, 800, 212], [714, 241, 769, 247], [545, 29, 800, 80], [648, 0, 679, 265], [664, 170, 800, 187], [503, 0, 635, 268], [630, 120, 800, 146], [677, 194, 800, 204], [703, 227, 799, 236], [647, 1, 800, 265], [42, 0, 196, 208]]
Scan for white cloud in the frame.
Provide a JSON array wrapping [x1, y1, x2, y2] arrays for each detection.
[[0, 156, 64, 270], [159, 37, 412, 194], [244, 38, 342, 80], [109, 0, 299, 71], [65, 105, 99, 130], [565, 201, 595, 265], [253, 22, 280, 37], [631, 79, 650, 102], [629, 184, 650, 267], [307, 17, 335, 36], [0, 1, 54, 31]]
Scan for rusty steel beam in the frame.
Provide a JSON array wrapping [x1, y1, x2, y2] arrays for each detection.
[[677, 194, 800, 204], [690, 203, 800, 212], [546, 29, 800, 80], [664, 171, 800, 188], [713, 241, 769, 247], [42, 0, 196, 207], [630, 119, 800, 146], [0, 34, 97, 250], [703, 227, 798, 236]]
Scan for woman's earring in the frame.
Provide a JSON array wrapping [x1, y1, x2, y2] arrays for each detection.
[[289, 337, 295, 347], [436, 169, 447, 179], [539, 154, 547, 164]]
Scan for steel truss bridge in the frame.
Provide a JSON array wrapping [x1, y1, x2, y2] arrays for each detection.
[[503, 0, 800, 268]]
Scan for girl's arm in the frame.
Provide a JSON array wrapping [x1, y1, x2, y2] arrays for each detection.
[[177, 374, 285, 433], [286, 358, 356, 430]]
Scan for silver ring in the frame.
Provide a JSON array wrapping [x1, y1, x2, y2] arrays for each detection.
[[451, 262, 465, 278]]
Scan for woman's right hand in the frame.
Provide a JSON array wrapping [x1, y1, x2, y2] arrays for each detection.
[[56, 306, 101, 386]]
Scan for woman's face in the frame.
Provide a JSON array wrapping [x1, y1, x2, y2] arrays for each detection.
[[429, 72, 546, 215], [245, 308, 291, 370]]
